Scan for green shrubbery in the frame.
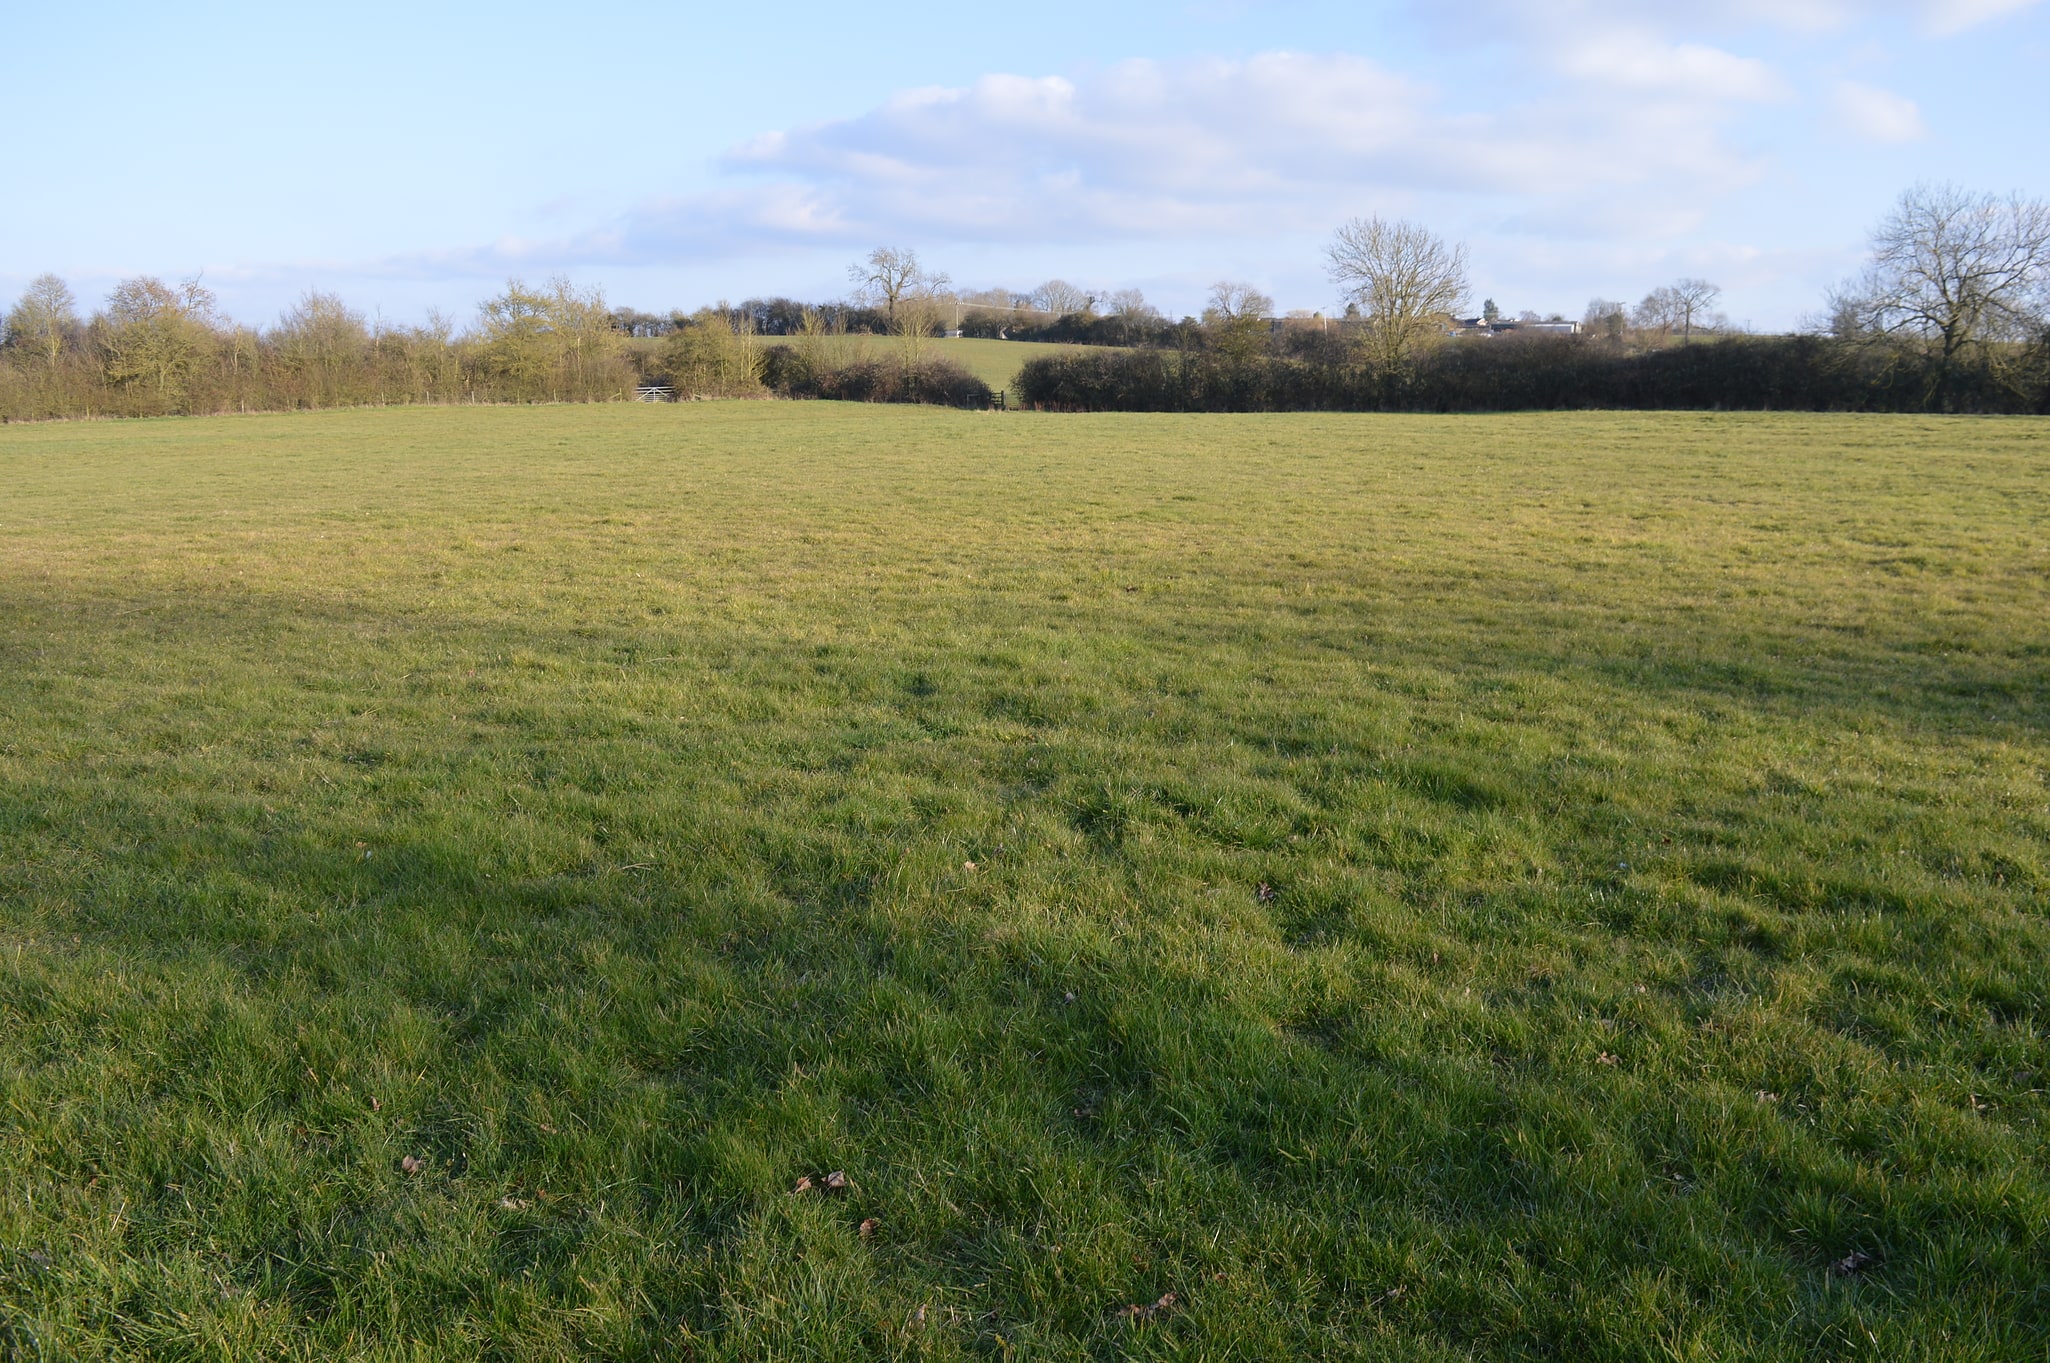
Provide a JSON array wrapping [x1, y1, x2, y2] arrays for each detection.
[[1015, 332, 2050, 414], [0, 276, 634, 420], [759, 344, 992, 408]]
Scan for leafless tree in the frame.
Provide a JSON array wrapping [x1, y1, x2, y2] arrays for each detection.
[[1829, 182, 2050, 407], [1326, 216, 1469, 369], [1583, 298, 1628, 344], [1204, 281, 1275, 368], [1668, 279, 1722, 343], [272, 291, 371, 407], [4, 274, 80, 367], [1105, 287, 1157, 321], [1634, 287, 1678, 339], [848, 247, 949, 327], [1032, 279, 1093, 318], [1204, 281, 1272, 324]]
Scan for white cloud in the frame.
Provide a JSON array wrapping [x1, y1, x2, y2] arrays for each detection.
[[1919, 0, 2043, 31], [1423, 0, 2042, 38], [1556, 32, 1788, 99], [572, 52, 1765, 257], [1829, 79, 1929, 140], [1741, 0, 2042, 26]]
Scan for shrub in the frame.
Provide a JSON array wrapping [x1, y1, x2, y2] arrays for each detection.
[[760, 347, 992, 409], [1014, 335, 2040, 414]]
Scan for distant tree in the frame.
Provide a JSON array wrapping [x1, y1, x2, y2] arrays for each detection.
[[1828, 182, 2050, 408], [474, 279, 555, 396], [1326, 216, 1470, 370], [1584, 298, 1628, 345], [849, 247, 949, 329], [664, 307, 765, 397], [5, 274, 80, 367], [956, 286, 1016, 310], [895, 289, 947, 362], [97, 276, 218, 405], [474, 277, 625, 401], [1668, 279, 1722, 343], [1203, 281, 1274, 369], [1633, 287, 1679, 340], [1032, 279, 1093, 318], [1481, 298, 1500, 325], [379, 310, 461, 404], [271, 291, 371, 407], [544, 278, 628, 399], [610, 306, 672, 338], [791, 305, 854, 381], [1105, 287, 1157, 321], [1205, 281, 1273, 325]]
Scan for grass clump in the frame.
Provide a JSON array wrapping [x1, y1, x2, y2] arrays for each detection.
[[0, 404, 2046, 1359]]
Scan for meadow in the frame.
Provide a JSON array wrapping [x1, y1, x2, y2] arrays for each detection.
[[0, 403, 2045, 1360], [741, 334, 1088, 392]]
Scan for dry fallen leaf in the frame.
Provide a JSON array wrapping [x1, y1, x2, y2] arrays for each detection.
[[499, 1196, 531, 1211], [399, 1155, 424, 1175], [1597, 1052, 1619, 1066], [963, 861, 978, 872], [1830, 1251, 1876, 1277], [1116, 1291, 1180, 1321], [792, 1175, 815, 1195], [370, 1096, 382, 1112], [823, 1170, 849, 1192], [859, 1217, 880, 1239], [1256, 883, 1276, 903]]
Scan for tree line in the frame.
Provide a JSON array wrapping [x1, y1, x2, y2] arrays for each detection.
[[4, 182, 2045, 421], [0, 277, 631, 421], [0, 270, 996, 421], [1014, 184, 2049, 415]]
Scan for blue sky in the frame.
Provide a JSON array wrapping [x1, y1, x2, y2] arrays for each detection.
[[4, 0, 2045, 330]]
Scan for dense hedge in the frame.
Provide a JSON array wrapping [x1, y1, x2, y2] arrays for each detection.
[[760, 346, 992, 409], [1014, 335, 2050, 415]]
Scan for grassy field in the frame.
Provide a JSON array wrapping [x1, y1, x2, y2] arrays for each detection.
[[1, 403, 2046, 1360], [626, 334, 1085, 394], [757, 335, 1090, 391]]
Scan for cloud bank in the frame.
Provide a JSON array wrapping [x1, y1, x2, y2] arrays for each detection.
[[491, 44, 1780, 270]]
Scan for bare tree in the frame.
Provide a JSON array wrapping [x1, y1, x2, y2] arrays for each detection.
[[666, 306, 766, 398], [1104, 288, 1156, 321], [1326, 216, 1469, 369], [1668, 278, 1722, 343], [1583, 298, 1628, 344], [1203, 281, 1274, 368], [1633, 287, 1679, 340], [272, 291, 371, 407], [849, 247, 948, 328], [1032, 279, 1093, 318], [1830, 182, 2050, 407], [5, 275, 80, 367]]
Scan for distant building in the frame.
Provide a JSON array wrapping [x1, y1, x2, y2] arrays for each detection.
[[1449, 316, 1581, 338]]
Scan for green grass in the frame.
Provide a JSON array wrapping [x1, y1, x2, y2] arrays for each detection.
[[777, 334, 1090, 390], [1, 404, 2046, 1360]]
